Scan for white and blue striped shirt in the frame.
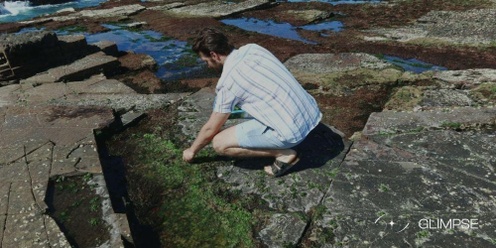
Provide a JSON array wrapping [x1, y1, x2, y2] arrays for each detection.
[[213, 44, 322, 143]]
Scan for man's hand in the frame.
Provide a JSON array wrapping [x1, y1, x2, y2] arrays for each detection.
[[182, 112, 230, 163], [183, 148, 196, 163]]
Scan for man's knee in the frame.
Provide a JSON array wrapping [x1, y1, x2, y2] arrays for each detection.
[[212, 134, 227, 155]]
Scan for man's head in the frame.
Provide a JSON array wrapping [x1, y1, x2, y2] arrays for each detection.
[[193, 28, 234, 71]]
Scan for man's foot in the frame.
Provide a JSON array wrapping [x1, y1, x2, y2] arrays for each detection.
[[264, 152, 300, 177]]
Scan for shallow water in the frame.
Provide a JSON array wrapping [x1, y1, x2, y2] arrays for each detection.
[[86, 24, 203, 80], [21, 24, 203, 81], [221, 17, 344, 44], [383, 55, 447, 73]]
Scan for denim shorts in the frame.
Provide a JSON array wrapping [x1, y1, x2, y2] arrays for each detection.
[[235, 119, 301, 149]]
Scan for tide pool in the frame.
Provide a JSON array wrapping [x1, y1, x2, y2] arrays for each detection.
[[383, 55, 447, 74], [221, 17, 344, 44]]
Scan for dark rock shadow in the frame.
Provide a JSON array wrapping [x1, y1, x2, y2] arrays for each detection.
[[288, 123, 345, 174]]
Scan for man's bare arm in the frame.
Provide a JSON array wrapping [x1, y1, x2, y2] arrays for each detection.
[[183, 111, 230, 162]]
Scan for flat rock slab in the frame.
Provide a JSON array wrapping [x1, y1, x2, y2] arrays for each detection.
[[0, 75, 176, 247], [363, 107, 496, 136], [169, 0, 272, 18], [284, 53, 392, 74], [369, 9, 496, 45], [21, 4, 146, 24], [259, 213, 308, 247], [23, 51, 119, 83], [0, 31, 58, 56], [434, 68, 496, 87], [315, 128, 496, 247], [217, 122, 349, 213], [284, 53, 403, 94]]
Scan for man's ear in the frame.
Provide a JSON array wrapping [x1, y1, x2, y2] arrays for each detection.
[[210, 51, 220, 61]]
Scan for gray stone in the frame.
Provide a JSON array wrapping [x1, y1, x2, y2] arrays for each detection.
[[0, 161, 30, 184], [43, 215, 71, 247], [0, 182, 10, 215], [284, 53, 392, 74], [23, 51, 119, 83], [284, 10, 332, 23], [148, 2, 186, 10], [0, 214, 5, 245], [66, 78, 136, 94], [120, 111, 146, 127], [434, 69, 496, 88], [91, 40, 119, 57], [169, 0, 271, 18], [259, 213, 308, 248], [419, 89, 474, 108], [79, 4, 146, 19], [369, 9, 496, 45], [0, 84, 20, 107], [8, 181, 38, 215], [177, 88, 216, 140], [51, 145, 80, 176], [2, 213, 50, 247], [363, 107, 496, 136], [24, 4, 147, 23], [314, 128, 496, 247], [53, 93, 189, 113]]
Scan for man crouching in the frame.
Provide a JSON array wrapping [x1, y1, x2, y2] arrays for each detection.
[[182, 28, 322, 177]]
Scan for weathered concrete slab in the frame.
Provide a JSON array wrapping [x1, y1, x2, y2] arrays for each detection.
[[169, 0, 272, 18]]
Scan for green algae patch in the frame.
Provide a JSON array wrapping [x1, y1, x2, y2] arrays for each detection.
[[299, 68, 403, 96], [133, 133, 254, 247], [470, 82, 496, 104], [384, 86, 423, 111]]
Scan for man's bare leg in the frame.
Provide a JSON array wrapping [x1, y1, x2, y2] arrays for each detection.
[[211, 125, 298, 163]]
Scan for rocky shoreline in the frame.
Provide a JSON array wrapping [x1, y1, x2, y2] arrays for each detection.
[[0, 0, 495, 247]]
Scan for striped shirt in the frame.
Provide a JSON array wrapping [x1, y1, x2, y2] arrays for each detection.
[[213, 44, 322, 143]]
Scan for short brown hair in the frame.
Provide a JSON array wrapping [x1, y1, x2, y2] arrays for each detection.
[[192, 28, 234, 56]]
